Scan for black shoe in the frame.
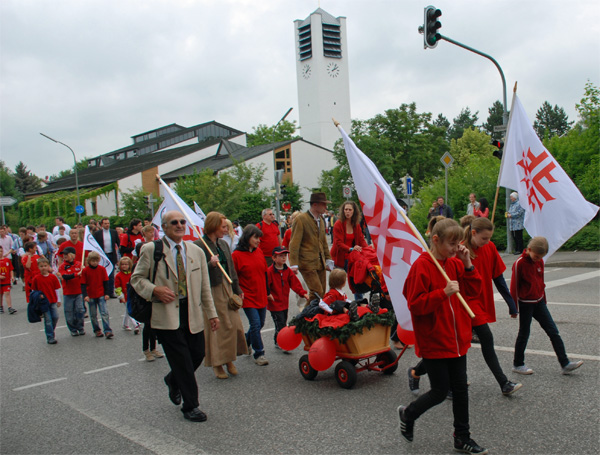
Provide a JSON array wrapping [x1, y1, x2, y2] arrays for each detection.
[[348, 301, 359, 322], [182, 407, 207, 422], [47, 339, 58, 345], [471, 330, 480, 344], [164, 376, 182, 405], [446, 389, 453, 400], [453, 436, 488, 454], [407, 368, 420, 395], [397, 405, 414, 442], [501, 380, 522, 396], [369, 293, 381, 313]]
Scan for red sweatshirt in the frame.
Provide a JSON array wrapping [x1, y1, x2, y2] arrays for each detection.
[[22, 254, 41, 284], [267, 264, 307, 312], [114, 271, 132, 301], [59, 260, 83, 296], [322, 288, 348, 305], [403, 252, 482, 359], [468, 241, 505, 326], [81, 265, 109, 299], [510, 251, 546, 306], [232, 248, 268, 309], [32, 273, 61, 304]]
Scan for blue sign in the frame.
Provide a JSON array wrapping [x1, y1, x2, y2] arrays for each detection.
[[406, 177, 413, 196], [75, 205, 85, 214]]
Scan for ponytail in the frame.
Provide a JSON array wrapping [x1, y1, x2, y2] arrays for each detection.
[[463, 217, 494, 259]]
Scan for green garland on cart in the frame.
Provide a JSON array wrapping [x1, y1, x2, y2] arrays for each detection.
[[289, 310, 396, 345]]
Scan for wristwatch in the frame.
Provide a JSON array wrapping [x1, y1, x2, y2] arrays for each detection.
[[464, 265, 474, 272]]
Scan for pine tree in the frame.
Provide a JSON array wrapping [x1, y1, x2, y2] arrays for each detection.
[[448, 107, 479, 141], [482, 100, 507, 141], [533, 101, 573, 139], [14, 162, 42, 195]]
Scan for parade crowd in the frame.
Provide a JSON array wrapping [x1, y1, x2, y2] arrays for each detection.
[[0, 190, 583, 454]]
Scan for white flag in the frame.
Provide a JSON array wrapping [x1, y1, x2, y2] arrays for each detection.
[[499, 93, 599, 259], [193, 201, 207, 222], [338, 126, 425, 331], [83, 226, 114, 276], [153, 180, 204, 240]]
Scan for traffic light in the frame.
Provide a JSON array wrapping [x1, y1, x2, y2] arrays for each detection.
[[399, 176, 407, 195], [280, 184, 288, 199], [423, 6, 442, 49], [143, 195, 149, 205], [491, 140, 504, 159]]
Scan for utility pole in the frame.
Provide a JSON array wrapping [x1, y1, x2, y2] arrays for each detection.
[[272, 107, 293, 227]]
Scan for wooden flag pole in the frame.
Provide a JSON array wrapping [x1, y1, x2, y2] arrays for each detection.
[[156, 175, 232, 284], [332, 118, 474, 318]]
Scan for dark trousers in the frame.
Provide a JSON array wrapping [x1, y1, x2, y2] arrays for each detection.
[[404, 356, 470, 440], [511, 230, 524, 254], [142, 323, 157, 351], [473, 323, 508, 388], [105, 252, 117, 295], [514, 298, 569, 368], [155, 298, 205, 412], [270, 309, 288, 344]]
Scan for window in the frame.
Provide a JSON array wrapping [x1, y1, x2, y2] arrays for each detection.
[[322, 24, 341, 58], [298, 24, 312, 61], [274, 147, 292, 181]]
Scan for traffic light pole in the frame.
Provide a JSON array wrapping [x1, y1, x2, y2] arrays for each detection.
[[437, 34, 514, 253]]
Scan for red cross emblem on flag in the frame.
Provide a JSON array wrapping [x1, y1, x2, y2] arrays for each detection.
[[516, 147, 558, 212]]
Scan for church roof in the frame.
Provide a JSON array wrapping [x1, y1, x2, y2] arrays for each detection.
[[297, 8, 343, 27]]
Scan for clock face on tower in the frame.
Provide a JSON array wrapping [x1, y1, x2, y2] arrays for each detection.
[[302, 64, 311, 79], [327, 62, 340, 78]]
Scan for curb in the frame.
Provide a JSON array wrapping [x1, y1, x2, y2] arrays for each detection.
[[545, 261, 600, 269]]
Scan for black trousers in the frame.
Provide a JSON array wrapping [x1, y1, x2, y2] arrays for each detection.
[[473, 323, 508, 388], [155, 298, 205, 412], [105, 252, 117, 295], [270, 309, 288, 343]]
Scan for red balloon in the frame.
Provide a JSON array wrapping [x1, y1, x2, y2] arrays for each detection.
[[277, 326, 302, 351], [308, 337, 337, 371], [397, 323, 416, 346]]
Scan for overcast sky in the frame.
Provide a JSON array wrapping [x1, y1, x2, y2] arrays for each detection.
[[1, 0, 598, 179]]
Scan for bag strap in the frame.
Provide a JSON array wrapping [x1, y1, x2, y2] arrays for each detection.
[[150, 239, 166, 283]]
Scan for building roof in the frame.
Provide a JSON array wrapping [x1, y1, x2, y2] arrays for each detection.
[[297, 7, 343, 27]]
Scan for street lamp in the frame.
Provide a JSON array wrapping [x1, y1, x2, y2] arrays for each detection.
[[40, 133, 81, 222], [272, 107, 293, 228]]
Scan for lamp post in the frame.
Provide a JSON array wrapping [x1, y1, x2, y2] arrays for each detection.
[[272, 107, 293, 228], [40, 133, 81, 223]]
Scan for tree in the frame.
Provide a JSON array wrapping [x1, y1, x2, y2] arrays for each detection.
[[246, 120, 300, 147], [0, 161, 17, 198], [449, 128, 496, 167], [278, 181, 304, 213], [482, 100, 506, 141], [14, 162, 42, 195], [433, 113, 450, 138], [448, 107, 479, 141], [120, 187, 152, 220], [533, 101, 573, 139], [49, 158, 89, 181]]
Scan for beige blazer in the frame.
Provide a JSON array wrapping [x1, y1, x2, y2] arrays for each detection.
[[130, 239, 217, 333], [288, 211, 331, 270]]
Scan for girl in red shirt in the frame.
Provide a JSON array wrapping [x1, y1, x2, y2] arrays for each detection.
[[22, 241, 41, 303], [115, 256, 139, 334], [32, 257, 62, 344], [398, 218, 487, 455]]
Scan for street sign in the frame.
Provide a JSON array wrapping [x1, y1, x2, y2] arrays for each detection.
[[343, 186, 352, 198], [0, 196, 17, 206], [75, 205, 85, 214], [406, 177, 413, 195], [493, 124, 507, 132], [440, 152, 454, 168]]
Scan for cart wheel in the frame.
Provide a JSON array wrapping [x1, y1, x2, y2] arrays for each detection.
[[376, 350, 398, 375], [299, 354, 318, 380], [335, 360, 358, 389]]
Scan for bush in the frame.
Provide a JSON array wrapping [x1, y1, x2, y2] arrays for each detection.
[[560, 219, 600, 250]]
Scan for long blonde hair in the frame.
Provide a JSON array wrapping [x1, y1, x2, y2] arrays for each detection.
[[462, 217, 494, 259], [429, 218, 463, 256]]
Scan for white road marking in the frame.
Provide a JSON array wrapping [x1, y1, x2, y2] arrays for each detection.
[[83, 363, 129, 375], [0, 332, 29, 339], [470, 344, 600, 361], [13, 377, 67, 391]]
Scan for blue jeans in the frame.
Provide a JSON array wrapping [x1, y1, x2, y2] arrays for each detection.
[[43, 303, 59, 341], [87, 297, 112, 334], [244, 307, 266, 358], [514, 298, 568, 368], [64, 294, 85, 334]]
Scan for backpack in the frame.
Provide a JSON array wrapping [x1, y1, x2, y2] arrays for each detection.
[[127, 240, 166, 324], [27, 290, 50, 323]]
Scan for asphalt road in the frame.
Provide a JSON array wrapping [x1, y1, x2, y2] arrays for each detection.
[[1, 263, 598, 455]]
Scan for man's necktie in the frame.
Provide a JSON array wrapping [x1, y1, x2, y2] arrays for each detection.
[[175, 245, 187, 298]]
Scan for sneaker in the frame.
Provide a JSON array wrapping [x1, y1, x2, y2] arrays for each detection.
[[471, 330, 480, 344], [562, 360, 583, 375], [70, 331, 79, 337], [134, 328, 140, 335], [151, 349, 164, 358], [78, 330, 86, 336], [47, 339, 58, 345], [512, 365, 534, 375], [446, 389, 453, 400], [501, 381, 523, 396], [123, 326, 132, 331], [144, 350, 155, 362], [453, 436, 489, 454], [105, 332, 114, 339], [254, 355, 269, 366], [348, 301, 359, 322], [397, 405, 414, 442], [0, 307, 4, 313], [95, 331, 104, 337], [369, 293, 381, 314], [407, 368, 420, 396], [8, 307, 17, 314]]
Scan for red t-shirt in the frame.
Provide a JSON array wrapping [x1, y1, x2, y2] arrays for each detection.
[[120, 232, 144, 259], [32, 273, 61, 304], [256, 221, 280, 258], [282, 229, 292, 248], [57, 240, 84, 259], [0, 258, 13, 286], [114, 271, 131, 301], [58, 260, 83, 295], [232, 249, 268, 309], [81, 265, 108, 298], [468, 241, 505, 326], [22, 254, 41, 283]]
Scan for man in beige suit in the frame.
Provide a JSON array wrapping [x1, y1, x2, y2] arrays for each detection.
[[131, 210, 219, 422], [289, 192, 334, 302]]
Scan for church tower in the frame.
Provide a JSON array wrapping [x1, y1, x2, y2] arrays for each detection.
[[294, 8, 351, 151]]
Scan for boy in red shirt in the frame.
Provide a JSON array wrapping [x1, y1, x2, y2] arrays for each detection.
[[0, 245, 16, 314], [267, 247, 308, 348], [22, 241, 41, 303], [81, 251, 113, 338], [58, 246, 85, 336], [318, 269, 359, 321], [511, 236, 583, 375], [32, 257, 62, 344]]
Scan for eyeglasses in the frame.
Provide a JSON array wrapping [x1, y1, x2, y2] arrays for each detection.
[[169, 219, 187, 226]]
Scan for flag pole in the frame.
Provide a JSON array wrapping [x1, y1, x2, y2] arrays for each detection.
[[332, 118, 474, 319], [156, 175, 232, 284]]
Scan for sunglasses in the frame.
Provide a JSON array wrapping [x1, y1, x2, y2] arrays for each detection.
[[169, 219, 187, 226]]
